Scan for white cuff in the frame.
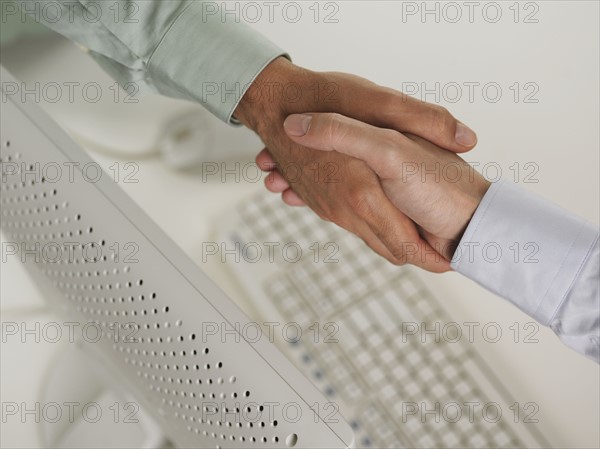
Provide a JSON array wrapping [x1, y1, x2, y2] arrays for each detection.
[[451, 180, 599, 326]]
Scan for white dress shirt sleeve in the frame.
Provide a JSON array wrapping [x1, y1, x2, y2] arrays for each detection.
[[451, 180, 600, 362]]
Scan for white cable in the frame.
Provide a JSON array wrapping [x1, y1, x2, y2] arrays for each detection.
[[65, 127, 161, 160], [0, 306, 50, 319], [35, 341, 70, 448]]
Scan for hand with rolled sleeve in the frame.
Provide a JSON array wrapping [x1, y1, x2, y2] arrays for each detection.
[[277, 112, 600, 363]]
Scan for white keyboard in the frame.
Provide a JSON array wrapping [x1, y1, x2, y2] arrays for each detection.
[[215, 191, 550, 448]]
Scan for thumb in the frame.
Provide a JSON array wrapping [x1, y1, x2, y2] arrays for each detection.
[[283, 112, 408, 179]]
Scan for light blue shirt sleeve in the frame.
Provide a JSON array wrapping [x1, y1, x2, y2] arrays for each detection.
[[451, 180, 600, 362], [17, 0, 288, 123]]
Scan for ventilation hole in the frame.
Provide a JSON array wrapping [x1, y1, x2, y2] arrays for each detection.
[[286, 434, 298, 447]]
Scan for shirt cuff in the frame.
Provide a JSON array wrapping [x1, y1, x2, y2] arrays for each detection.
[[146, 1, 289, 124], [451, 180, 600, 326]]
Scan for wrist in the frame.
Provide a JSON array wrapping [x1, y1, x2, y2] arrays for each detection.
[[234, 57, 307, 133], [234, 57, 330, 137], [454, 177, 491, 239]]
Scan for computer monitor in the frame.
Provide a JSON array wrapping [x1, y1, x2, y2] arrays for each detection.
[[0, 66, 354, 449]]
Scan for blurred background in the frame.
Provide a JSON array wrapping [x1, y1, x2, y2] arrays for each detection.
[[1, 1, 598, 448]]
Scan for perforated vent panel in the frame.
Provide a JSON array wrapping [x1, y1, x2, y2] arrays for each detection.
[[0, 70, 354, 449]]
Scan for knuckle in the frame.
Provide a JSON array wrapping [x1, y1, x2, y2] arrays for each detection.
[[323, 113, 348, 150], [382, 149, 403, 170], [316, 211, 332, 223], [388, 255, 407, 267], [380, 127, 402, 141], [347, 185, 377, 217], [317, 202, 342, 225], [388, 246, 408, 266], [428, 105, 454, 137], [378, 130, 405, 166], [380, 90, 406, 118]]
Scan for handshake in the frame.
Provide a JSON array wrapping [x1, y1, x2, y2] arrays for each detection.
[[235, 57, 491, 272]]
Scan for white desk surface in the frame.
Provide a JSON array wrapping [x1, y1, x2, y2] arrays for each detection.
[[1, 2, 599, 448]]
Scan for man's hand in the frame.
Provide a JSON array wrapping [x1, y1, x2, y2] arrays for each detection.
[[282, 112, 491, 261], [234, 57, 478, 271]]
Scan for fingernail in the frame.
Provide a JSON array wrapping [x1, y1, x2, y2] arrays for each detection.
[[455, 123, 477, 147], [284, 114, 312, 137]]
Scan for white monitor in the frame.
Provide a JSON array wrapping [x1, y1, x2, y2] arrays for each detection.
[[0, 66, 354, 449]]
